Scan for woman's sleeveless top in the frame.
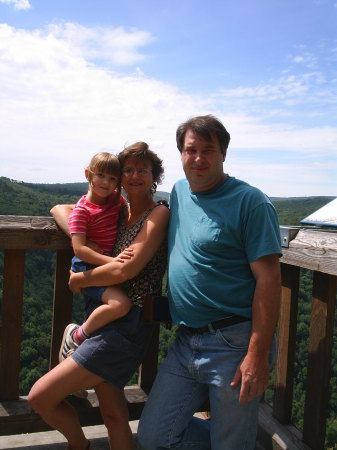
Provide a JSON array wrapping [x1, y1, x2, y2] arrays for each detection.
[[111, 202, 168, 308]]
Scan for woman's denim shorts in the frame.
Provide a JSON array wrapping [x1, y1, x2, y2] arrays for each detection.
[[72, 304, 154, 390]]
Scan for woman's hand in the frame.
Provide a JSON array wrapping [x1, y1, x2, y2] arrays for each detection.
[[114, 247, 134, 263], [68, 270, 83, 295]]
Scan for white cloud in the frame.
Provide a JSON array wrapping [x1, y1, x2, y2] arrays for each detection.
[[0, 0, 31, 10], [49, 22, 154, 66], [218, 73, 326, 103], [291, 51, 318, 69], [0, 23, 336, 197], [226, 157, 335, 198], [293, 56, 305, 63], [216, 69, 337, 129]]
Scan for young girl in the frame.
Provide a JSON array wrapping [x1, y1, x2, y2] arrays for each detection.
[[59, 152, 132, 362]]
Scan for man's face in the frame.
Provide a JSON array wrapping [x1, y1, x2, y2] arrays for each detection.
[[181, 129, 226, 192]]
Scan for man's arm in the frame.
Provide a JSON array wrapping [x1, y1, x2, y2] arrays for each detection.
[[68, 205, 169, 293], [231, 253, 281, 403]]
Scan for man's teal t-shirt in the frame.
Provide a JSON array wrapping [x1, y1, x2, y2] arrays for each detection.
[[167, 176, 282, 327]]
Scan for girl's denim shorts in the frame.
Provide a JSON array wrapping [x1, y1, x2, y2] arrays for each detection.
[[71, 257, 106, 302], [72, 304, 153, 390]]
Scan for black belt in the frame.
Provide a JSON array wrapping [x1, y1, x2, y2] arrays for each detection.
[[182, 315, 249, 334]]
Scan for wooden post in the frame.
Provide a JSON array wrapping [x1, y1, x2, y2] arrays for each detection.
[[0, 250, 25, 400], [138, 324, 160, 393], [49, 248, 73, 369], [303, 271, 337, 450], [273, 264, 300, 423]]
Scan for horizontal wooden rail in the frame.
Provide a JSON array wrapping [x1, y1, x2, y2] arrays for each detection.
[[0, 215, 69, 250]]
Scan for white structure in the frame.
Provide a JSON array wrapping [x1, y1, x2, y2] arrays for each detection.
[[301, 198, 337, 228]]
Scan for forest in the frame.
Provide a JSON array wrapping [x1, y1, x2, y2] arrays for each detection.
[[0, 176, 336, 447]]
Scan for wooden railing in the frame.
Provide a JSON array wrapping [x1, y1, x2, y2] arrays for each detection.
[[0, 215, 159, 436], [269, 228, 337, 450], [0, 217, 337, 449]]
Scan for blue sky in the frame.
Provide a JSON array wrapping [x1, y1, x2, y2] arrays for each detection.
[[0, 0, 336, 197]]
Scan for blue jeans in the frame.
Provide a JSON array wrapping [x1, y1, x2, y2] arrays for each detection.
[[138, 320, 276, 450]]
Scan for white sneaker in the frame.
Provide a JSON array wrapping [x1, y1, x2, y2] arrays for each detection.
[[59, 323, 79, 363], [59, 323, 88, 399]]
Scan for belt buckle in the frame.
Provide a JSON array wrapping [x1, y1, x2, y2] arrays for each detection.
[[207, 323, 215, 333]]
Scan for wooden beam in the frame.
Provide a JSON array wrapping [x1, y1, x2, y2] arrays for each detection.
[[49, 248, 74, 369], [138, 324, 160, 393], [0, 387, 148, 436], [281, 229, 337, 276], [303, 271, 337, 449], [259, 401, 312, 450], [0, 216, 70, 250], [0, 250, 25, 400], [273, 264, 300, 424]]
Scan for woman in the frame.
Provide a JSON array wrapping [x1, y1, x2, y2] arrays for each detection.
[[28, 142, 170, 450]]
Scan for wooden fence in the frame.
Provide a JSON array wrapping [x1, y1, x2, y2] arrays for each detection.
[[0, 216, 337, 449]]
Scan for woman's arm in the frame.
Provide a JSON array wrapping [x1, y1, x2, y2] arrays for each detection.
[[50, 204, 74, 236], [69, 204, 169, 292]]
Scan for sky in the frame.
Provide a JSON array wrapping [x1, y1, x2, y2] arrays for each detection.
[[0, 0, 336, 197]]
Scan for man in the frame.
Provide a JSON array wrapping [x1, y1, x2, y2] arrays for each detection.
[[138, 115, 282, 449]]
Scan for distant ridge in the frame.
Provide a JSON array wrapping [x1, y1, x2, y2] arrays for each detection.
[[0, 177, 333, 225], [0, 177, 170, 200], [0, 176, 170, 216]]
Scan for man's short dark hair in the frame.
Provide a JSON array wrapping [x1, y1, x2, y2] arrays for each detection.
[[176, 114, 230, 155]]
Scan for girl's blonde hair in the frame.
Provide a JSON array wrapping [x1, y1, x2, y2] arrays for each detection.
[[87, 152, 121, 200]]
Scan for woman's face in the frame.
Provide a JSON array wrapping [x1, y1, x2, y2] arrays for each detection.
[[121, 157, 154, 196]]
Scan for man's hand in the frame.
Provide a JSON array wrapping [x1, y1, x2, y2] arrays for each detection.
[[231, 254, 281, 404], [230, 352, 270, 404], [68, 270, 83, 295]]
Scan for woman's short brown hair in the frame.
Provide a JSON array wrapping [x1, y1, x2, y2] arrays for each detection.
[[118, 142, 164, 193]]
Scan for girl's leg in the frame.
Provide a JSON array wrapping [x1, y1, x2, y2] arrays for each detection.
[[59, 288, 131, 363], [81, 286, 131, 335], [28, 357, 104, 450], [95, 382, 134, 450]]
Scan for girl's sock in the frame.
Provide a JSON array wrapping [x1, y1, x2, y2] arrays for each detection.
[[72, 324, 90, 345]]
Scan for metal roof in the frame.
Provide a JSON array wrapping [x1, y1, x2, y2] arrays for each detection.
[[301, 197, 337, 228]]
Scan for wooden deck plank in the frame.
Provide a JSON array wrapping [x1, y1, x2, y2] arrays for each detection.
[[0, 387, 148, 437], [0, 423, 138, 449]]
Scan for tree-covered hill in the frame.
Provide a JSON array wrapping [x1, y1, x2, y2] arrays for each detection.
[[0, 177, 336, 447], [0, 177, 86, 216], [0, 176, 170, 215], [271, 195, 335, 226]]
